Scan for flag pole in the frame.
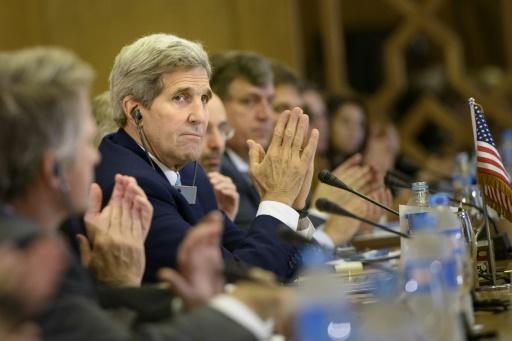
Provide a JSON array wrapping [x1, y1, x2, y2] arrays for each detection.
[[468, 97, 497, 286]]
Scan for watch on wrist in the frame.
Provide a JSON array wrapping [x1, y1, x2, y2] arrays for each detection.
[[296, 208, 308, 219]]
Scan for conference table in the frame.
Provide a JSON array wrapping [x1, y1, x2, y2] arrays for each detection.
[[474, 287, 512, 340], [349, 231, 512, 340]]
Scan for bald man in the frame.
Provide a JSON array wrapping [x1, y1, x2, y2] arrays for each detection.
[[200, 94, 239, 220]]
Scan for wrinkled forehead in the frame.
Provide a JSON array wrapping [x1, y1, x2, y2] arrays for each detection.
[[159, 67, 211, 92]]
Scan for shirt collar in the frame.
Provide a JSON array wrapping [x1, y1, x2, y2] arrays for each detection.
[[226, 149, 249, 173], [139, 146, 179, 186], [151, 156, 179, 186]]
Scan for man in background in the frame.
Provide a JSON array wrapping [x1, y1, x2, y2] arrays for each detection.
[[199, 94, 239, 220], [270, 61, 304, 125], [212, 52, 275, 229]]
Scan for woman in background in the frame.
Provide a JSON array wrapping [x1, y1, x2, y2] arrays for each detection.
[[326, 96, 369, 170]]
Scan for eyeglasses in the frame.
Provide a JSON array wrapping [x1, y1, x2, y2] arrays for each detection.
[[206, 123, 235, 140]]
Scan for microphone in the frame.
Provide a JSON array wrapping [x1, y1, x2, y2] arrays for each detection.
[[387, 168, 414, 184], [387, 168, 452, 193], [318, 170, 399, 216], [315, 198, 409, 239], [384, 172, 412, 190]]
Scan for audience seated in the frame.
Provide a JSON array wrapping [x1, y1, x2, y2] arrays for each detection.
[[96, 35, 318, 283], [0, 28, 404, 340], [0, 46, 299, 340]]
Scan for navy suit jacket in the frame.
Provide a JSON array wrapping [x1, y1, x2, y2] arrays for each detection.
[[95, 129, 300, 283], [220, 152, 260, 230]]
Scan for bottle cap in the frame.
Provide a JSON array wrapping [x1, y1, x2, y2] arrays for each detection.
[[411, 181, 429, 192]]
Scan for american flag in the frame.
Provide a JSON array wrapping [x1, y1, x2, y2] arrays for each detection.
[[470, 98, 512, 222]]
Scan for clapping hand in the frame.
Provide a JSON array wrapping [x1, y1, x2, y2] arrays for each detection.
[[248, 107, 319, 208], [77, 174, 153, 287]]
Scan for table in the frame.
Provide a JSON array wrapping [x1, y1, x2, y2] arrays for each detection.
[[475, 287, 512, 340]]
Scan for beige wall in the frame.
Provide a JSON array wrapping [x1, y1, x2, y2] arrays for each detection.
[[0, 0, 303, 94]]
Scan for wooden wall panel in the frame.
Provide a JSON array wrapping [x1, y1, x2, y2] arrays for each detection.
[[0, 0, 302, 94], [231, 0, 303, 74]]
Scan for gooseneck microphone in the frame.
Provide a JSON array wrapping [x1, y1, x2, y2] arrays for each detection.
[[318, 170, 399, 216], [315, 198, 409, 239], [384, 171, 410, 190]]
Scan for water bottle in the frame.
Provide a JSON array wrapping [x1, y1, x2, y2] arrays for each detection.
[[401, 182, 431, 255], [499, 129, 512, 176], [402, 213, 465, 341], [430, 193, 474, 326], [358, 272, 418, 340], [294, 276, 359, 340], [406, 181, 430, 207]]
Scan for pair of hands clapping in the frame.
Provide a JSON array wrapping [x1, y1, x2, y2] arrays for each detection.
[[78, 174, 153, 287]]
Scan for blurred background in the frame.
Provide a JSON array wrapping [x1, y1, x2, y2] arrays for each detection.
[[1, 0, 511, 172]]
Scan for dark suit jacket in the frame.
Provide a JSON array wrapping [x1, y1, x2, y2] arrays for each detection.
[[220, 152, 260, 230], [0, 211, 259, 341], [95, 129, 300, 283]]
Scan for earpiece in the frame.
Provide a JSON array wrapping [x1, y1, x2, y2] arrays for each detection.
[[53, 162, 70, 194], [131, 107, 142, 125], [130, 107, 156, 170], [53, 162, 62, 177]]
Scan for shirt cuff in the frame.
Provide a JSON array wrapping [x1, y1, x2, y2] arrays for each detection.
[[308, 208, 330, 221], [256, 201, 299, 230], [313, 228, 335, 249], [210, 294, 274, 340]]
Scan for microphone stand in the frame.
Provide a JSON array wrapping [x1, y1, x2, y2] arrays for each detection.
[[319, 170, 399, 216], [315, 198, 409, 239]]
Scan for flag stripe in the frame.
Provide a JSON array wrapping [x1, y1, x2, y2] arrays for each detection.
[[477, 156, 511, 180], [477, 143, 501, 160], [477, 144, 507, 168], [477, 163, 511, 184]]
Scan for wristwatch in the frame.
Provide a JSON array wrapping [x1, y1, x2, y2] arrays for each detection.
[[296, 208, 309, 219]]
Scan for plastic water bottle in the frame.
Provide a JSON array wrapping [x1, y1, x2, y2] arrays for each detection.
[[358, 273, 418, 340], [429, 193, 474, 326], [294, 276, 359, 340], [407, 181, 430, 207], [499, 129, 512, 176], [402, 213, 465, 341], [401, 181, 431, 255]]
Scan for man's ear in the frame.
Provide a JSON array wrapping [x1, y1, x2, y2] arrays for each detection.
[[40, 150, 61, 190], [121, 96, 143, 126]]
